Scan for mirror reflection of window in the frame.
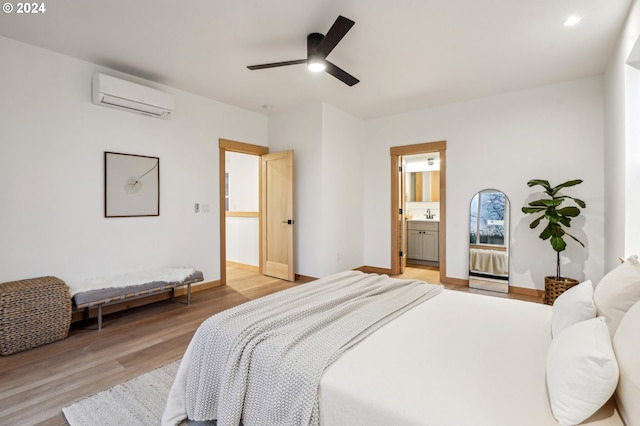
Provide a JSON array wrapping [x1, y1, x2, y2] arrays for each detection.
[[469, 189, 510, 293], [470, 191, 507, 246]]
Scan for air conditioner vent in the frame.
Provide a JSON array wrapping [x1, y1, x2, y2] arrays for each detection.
[[92, 73, 174, 119]]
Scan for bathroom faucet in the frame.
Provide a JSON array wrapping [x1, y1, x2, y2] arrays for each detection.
[[425, 209, 432, 219]]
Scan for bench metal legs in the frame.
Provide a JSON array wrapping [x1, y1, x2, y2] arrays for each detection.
[[84, 305, 104, 331], [172, 283, 192, 305], [85, 282, 193, 331], [97, 305, 103, 331]]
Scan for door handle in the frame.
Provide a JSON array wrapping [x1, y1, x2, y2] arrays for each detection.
[[281, 219, 295, 225]]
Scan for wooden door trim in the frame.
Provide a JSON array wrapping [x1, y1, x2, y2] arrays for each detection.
[[390, 140, 447, 284], [219, 139, 269, 286]]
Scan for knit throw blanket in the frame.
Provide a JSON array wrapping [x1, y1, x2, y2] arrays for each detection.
[[162, 270, 442, 426]]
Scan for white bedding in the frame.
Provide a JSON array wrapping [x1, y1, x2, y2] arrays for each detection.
[[319, 290, 622, 426], [162, 271, 442, 426]]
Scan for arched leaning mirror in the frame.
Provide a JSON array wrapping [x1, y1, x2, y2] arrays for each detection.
[[469, 189, 510, 293]]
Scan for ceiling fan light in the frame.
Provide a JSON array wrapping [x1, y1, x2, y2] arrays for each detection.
[[308, 58, 326, 72], [563, 15, 581, 27]]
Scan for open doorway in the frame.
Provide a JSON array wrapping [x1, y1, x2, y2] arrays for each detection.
[[219, 139, 267, 286], [219, 139, 296, 285], [225, 151, 261, 271], [390, 141, 447, 283], [404, 152, 441, 269]]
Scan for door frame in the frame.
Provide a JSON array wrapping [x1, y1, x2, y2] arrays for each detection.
[[219, 139, 268, 286], [390, 141, 447, 283]]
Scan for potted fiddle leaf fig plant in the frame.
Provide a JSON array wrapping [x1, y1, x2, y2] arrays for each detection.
[[521, 179, 586, 304]]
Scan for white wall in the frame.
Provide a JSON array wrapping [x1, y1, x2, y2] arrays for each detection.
[[320, 104, 365, 275], [226, 217, 260, 266], [364, 77, 605, 290], [226, 151, 259, 211], [268, 103, 365, 278], [626, 65, 640, 256], [604, 0, 640, 271], [0, 30, 621, 291], [0, 36, 268, 286], [269, 104, 324, 277]]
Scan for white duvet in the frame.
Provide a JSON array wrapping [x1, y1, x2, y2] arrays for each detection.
[[319, 290, 622, 426]]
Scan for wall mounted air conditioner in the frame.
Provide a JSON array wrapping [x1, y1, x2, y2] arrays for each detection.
[[92, 73, 174, 119]]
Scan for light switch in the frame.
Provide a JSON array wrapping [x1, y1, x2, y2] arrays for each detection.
[[194, 203, 200, 213]]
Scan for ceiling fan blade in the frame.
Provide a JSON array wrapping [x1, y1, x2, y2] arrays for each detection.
[[324, 60, 359, 86], [316, 16, 355, 58], [247, 59, 306, 70]]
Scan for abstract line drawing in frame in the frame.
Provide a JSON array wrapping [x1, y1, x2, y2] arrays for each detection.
[[104, 151, 160, 217]]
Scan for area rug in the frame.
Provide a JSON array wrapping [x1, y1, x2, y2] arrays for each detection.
[[62, 359, 180, 426]]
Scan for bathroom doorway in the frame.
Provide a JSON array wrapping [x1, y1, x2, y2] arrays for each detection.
[[390, 141, 447, 283]]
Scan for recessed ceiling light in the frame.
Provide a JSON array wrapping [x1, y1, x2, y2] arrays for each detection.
[[563, 15, 581, 27]]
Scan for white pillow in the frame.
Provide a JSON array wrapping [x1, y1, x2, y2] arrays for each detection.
[[593, 255, 640, 336], [546, 317, 619, 425], [551, 280, 595, 338], [612, 300, 640, 426]]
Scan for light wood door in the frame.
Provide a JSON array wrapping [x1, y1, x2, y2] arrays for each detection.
[[261, 150, 295, 281]]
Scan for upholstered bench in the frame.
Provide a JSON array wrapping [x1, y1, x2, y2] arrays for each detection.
[[69, 267, 204, 330], [0, 276, 72, 356]]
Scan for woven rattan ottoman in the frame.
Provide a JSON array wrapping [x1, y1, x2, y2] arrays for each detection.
[[0, 276, 71, 356]]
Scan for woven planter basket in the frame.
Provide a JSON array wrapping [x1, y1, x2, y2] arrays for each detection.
[[0, 276, 71, 356], [544, 276, 579, 306]]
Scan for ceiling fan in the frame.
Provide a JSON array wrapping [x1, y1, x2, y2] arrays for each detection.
[[247, 15, 360, 86]]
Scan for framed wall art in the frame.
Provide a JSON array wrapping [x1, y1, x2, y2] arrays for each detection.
[[104, 151, 159, 217]]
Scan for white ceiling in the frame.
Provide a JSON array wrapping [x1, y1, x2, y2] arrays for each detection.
[[0, 0, 631, 119]]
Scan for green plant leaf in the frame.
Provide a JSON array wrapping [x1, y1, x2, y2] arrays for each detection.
[[539, 223, 552, 240], [550, 179, 583, 196], [546, 210, 561, 223], [522, 206, 545, 214], [529, 199, 562, 207], [551, 235, 567, 252], [557, 216, 571, 227], [573, 198, 586, 208], [557, 206, 580, 217], [550, 225, 565, 237], [529, 215, 544, 228], [557, 195, 586, 209], [527, 179, 550, 189]]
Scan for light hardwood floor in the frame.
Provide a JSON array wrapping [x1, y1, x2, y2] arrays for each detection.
[[0, 265, 539, 425]]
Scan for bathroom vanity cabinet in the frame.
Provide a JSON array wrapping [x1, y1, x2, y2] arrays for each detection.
[[407, 220, 439, 262]]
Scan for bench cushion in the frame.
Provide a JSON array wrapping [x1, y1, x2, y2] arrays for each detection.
[[72, 268, 203, 307]]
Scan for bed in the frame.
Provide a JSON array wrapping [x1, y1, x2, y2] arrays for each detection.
[[162, 259, 640, 426]]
